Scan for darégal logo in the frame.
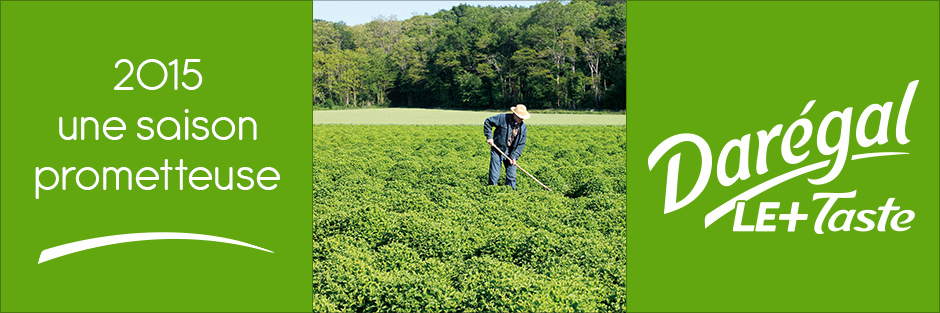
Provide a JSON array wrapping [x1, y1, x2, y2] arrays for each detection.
[[648, 81, 920, 233]]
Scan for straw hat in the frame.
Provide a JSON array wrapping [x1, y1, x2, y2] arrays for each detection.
[[510, 104, 531, 120]]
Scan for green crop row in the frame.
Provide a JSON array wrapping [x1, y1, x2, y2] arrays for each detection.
[[313, 125, 625, 312]]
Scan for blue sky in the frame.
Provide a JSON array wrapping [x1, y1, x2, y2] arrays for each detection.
[[313, 1, 545, 26]]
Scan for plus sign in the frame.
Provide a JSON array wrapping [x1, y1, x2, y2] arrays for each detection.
[[778, 203, 808, 232]]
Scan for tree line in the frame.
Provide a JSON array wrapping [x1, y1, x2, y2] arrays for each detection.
[[313, 0, 625, 111]]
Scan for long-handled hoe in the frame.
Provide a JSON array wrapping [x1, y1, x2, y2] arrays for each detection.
[[491, 144, 552, 191]]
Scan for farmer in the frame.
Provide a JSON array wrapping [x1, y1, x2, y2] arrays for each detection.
[[483, 104, 530, 190]]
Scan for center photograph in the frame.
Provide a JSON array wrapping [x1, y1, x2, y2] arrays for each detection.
[[311, 1, 626, 311]]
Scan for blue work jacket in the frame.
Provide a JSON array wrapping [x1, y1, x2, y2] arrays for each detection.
[[483, 113, 527, 160]]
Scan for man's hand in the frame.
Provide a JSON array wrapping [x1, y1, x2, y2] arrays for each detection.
[[486, 139, 495, 147], [509, 159, 517, 166]]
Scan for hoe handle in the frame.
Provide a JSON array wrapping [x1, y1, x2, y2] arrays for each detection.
[[491, 144, 551, 191]]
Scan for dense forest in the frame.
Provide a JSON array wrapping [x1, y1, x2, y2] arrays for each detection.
[[313, 0, 625, 111]]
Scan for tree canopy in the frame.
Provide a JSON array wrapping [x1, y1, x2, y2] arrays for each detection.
[[313, 0, 625, 111]]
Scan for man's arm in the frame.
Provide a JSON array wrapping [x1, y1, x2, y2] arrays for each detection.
[[483, 115, 499, 146], [510, 125, 526, 160]]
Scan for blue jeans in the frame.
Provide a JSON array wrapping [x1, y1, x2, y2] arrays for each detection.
[[488, 149, 517, 189]]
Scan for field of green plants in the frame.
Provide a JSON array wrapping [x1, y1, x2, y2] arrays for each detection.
[[312, 125, 625, 312]]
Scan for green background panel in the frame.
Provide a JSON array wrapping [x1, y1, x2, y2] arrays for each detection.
[[1, 1, 312, 311], [627, 1, 939, 312]]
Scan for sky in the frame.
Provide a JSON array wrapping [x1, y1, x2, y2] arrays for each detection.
[[313, 1, 546, 26]]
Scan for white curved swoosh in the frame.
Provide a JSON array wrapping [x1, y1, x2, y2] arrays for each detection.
[[704, 152, 908, 228], [851, 152, 908, 160], [38, 232, 273, 264]]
